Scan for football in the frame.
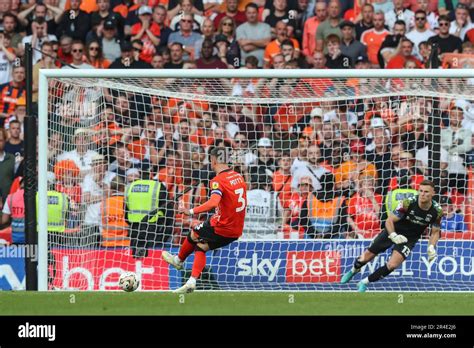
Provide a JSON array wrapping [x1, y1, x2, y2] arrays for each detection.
[[118, 272, 139, 292]]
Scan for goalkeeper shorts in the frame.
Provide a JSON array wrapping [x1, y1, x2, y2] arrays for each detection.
[[368, 230, 419, 259]]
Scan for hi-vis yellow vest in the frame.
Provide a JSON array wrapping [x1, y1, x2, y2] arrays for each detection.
[[125, 180, 164, 223], [36, 191, 69, 233], [385, 189, 417, 215], [308, 194, 343, 234]]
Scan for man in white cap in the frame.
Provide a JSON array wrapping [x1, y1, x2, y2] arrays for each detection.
[[57, 128, 99, 177], [249, 137, 277, 186], [126, 167, 141, 184]]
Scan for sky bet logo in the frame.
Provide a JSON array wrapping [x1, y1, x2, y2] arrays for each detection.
[[236, 251, 341, 283], [286, 251, 341, 283]]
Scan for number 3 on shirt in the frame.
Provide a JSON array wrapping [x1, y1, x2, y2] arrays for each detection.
[[235, 188, 246, 212]]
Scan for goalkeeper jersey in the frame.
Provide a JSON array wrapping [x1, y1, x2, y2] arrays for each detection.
[[391, 196, 443, 239]]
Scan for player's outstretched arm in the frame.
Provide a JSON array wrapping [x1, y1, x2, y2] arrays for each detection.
[[385, 214, 408, 244], [179, 194, 222, 216], [428, 226, 440, 263]]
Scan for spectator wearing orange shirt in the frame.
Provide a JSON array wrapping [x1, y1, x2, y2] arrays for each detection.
[[92, 105, 123, 148], [0, 65, 25, 119], [156, 152, 183, 199], [54, 159, 82, 227], [84, 39, 111, 68], [386, 37, 422, 68], [302, 1, 327, 66], [404, 0, 438, 14], [263, 21, 300, 69], [113, 0, 140, 23], [360, 11, 389, 67], [334, 140, 377, 190], [190, 112, 215, 148], [58, 35, 72, 64], [347, 175, 383, 239], [213, 0, 246, 29], [404, 58, 420, 69], [466, 27, 474, 44], [273, 152, 292, 210], [174, 176, 207, 244], [130, 6, 161, 63]]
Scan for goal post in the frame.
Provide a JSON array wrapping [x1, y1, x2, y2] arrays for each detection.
[[38, 69, 474, 291]]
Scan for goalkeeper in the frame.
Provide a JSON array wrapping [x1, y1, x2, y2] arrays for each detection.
[[341, 180, 443, 292]]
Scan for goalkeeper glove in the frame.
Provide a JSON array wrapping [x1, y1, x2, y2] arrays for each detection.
[[427, 245, 437, 263], [388, 232, 408, 244]]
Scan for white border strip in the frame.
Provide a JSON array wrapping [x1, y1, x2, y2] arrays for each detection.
[[40, 68, 474, 79], [37, 73, 49, 291]]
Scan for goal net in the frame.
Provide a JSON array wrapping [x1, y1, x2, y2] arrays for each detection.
[[38, 69, 474, 291]]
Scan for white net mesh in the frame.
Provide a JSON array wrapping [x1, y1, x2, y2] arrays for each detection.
[[42, 73, 474, 291]]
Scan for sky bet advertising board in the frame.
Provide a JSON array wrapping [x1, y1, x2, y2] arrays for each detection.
[[0, 241, 472, 291]]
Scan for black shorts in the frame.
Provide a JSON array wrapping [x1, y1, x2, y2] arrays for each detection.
[[192, 220, 238, 250], [368, 230, 419, 260]]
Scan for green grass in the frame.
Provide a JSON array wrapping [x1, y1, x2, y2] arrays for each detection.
[[0, 292, 472, 315]]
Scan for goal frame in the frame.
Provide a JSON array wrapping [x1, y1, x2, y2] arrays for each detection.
[[38, 68, 474, 291]]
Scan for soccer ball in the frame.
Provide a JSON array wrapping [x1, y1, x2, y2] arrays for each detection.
[[118, 272, 139, 292]]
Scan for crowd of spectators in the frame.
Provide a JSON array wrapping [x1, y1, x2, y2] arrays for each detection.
[[0, 0, 474, 245]]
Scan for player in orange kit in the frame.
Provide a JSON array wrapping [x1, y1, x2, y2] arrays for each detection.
[[162, 147, 247, 294]]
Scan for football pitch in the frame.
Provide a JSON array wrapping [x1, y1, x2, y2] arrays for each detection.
[[0, 292, 472, 315]]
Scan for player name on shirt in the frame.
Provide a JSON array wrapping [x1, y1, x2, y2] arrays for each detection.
[[229, 176, 244, 186]]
